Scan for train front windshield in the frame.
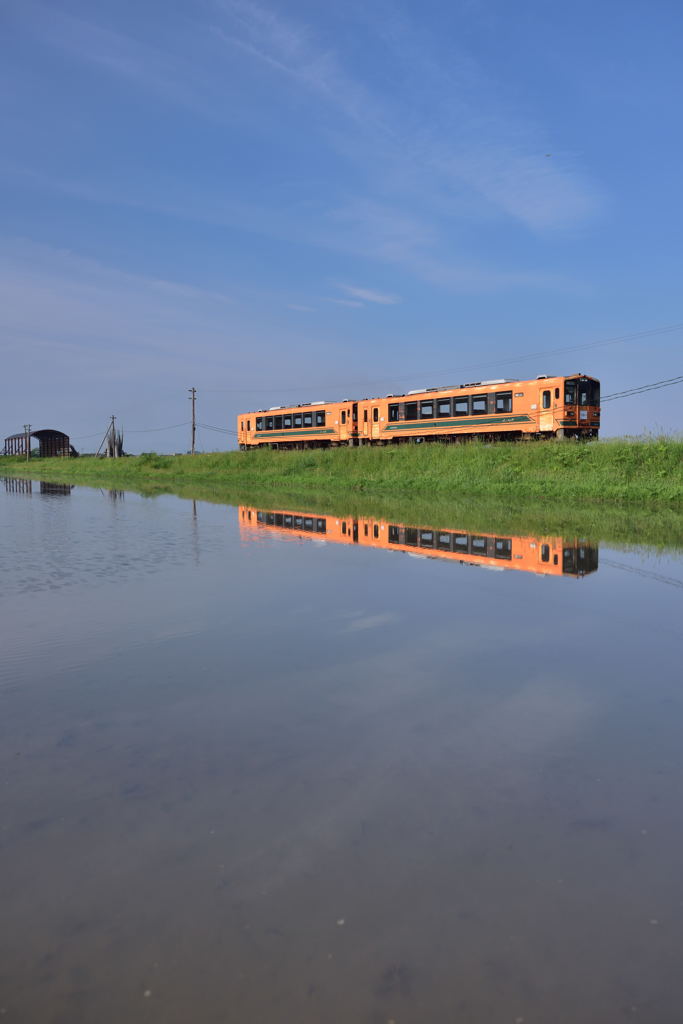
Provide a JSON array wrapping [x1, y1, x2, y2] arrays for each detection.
[[566, 377, 600, 406]]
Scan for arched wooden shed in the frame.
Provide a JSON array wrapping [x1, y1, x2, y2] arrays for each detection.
[[3, 429, 78, 457]]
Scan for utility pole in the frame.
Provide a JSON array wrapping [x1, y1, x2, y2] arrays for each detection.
[[188, 388, 196, 454], [24, 424, 31, 461]]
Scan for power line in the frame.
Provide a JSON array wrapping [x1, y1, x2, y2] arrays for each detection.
[[198, 421, 238, 435], [73, 421, 189, 440], [199, 321, 683, 395], [602, 558, 683, 590], [601, 375, 683, 402]]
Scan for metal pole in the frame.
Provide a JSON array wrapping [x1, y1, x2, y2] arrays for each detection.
[[188, 388, 196, 454], [24, 423, 31, 462]]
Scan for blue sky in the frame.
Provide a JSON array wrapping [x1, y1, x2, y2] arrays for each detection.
[[1, 0, 681, 451]]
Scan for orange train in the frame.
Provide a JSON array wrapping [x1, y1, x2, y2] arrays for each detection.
[[236, 373, 600, 449], [238, 506, 599, 579]]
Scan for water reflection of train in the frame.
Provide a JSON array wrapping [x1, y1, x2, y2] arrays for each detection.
[[238, 507, 598, 578]]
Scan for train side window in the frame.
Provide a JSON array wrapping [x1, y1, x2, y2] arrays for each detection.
[[437, 532, 451, 550], [303, 413, 313, 426], [453, 398, 469, 416], [494, 538, 512, 560], [555, 388, 560, 399], [274, 514, 283, 526], [373, 407, 379, 422], [294, 414, 302, 427], [284, 515, 293, 527], [256, 417, 264, 430], [283, 415, 292, 428], [419, 530, 434, 547], [316, 411, 325, 426], [471, 536, 487, 553], [274, 415, 283, 429], [265, 416, 274, 430], [453, 533, 469, 551], [240, 421, 244, 431], [471, 396, 487, 414], [363, 409, 368, 422], [388, 525, 400, 544], [420, 401, 434, 418], [341, 410, 346, 424], [247, 420, 251, 430], [304, 518, 314, 530], [364, 524, 368, 536], [437, 399, 451, 417], [495, 392, 512, 413], [294, 516, 303, 528], [405, 402, 418, 420], [542, 390, 551, 409], [565, 382, 577, 404], [405, 528, 418, 546], [267, 513, 276, 525], [373, 524, 379, 539], [541, 544, 550, 562], [389, 404, 399, 421], [341, 521, 347, 534]]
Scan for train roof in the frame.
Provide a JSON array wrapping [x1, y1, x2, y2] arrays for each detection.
[[247, 373, 598, 412]]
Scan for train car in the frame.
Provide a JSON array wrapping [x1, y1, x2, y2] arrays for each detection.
[[236, 398, 357, 450], [237, 374, 600, 448], [355, 373, 600, 444], [238, 506, 599, 579]]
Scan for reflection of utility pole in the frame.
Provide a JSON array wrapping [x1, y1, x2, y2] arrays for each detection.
[[188, 388, 196, 454], [24, 423, 31, 462]]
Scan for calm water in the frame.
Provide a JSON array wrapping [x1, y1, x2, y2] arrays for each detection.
[[1, 481, 683, 1023]]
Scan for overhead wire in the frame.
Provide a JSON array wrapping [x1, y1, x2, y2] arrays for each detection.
[[601, 375, 683, 402], [198, 321, 683, 395]]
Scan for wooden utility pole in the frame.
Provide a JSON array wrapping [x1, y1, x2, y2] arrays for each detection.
[[188, 388, 196, 454], [24, 423, 31, 461]]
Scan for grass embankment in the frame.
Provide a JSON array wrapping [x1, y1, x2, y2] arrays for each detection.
[[3, 438, 683, 548]]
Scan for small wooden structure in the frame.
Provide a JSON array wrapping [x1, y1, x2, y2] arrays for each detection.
[[3, 429, 77, 458]]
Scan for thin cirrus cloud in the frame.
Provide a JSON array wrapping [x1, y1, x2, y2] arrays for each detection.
[[336, 284, 400, 305], [5, 0, 602, 304], [215, 0, 601, 233]]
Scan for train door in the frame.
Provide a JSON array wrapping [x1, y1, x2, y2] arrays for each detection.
[[340, 406, 349, 442], [371, 405, 380, 440], [362, 406, 369, 440], [539, 387, 553, 432], [351, 403, 358, 445]]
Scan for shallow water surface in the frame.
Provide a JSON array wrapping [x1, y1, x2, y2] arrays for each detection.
[[1, 482, 683, 1023]]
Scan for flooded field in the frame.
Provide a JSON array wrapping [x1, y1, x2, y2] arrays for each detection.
[[1, 480, 683, 1023]]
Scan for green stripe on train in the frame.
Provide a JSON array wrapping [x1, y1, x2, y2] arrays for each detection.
[[254, 429, 336, 439], [384, 414, 533, 431]]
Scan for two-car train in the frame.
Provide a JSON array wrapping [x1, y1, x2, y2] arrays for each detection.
[[237, 373, 600, 449]]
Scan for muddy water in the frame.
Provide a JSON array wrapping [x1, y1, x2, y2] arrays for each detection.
[[1, 482, 682, 1023]]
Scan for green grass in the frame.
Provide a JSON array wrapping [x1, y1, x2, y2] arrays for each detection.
[[3, 435, 682, 501], [3, 437, 683, 549]]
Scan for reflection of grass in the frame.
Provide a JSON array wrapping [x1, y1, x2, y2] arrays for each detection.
[[3, 440, 683, 549]]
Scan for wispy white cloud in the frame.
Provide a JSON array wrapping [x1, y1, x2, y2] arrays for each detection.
[[7, 0, 601, 294], [336, 283, 400, 305], [325, 298, 365, 308]]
